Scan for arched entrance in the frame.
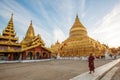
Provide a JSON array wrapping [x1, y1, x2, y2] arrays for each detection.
[[36, 52, 40, 59], [27, 52, 33, 60], [43, 52, 47, 59], [14, 53, 20, 60]]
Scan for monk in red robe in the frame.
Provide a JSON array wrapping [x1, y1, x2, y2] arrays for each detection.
[[88, 53, 95, 74]]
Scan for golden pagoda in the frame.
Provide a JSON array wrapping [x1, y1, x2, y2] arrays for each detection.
[[21, 21, 51, 60], [0, 13, 21, 60], [21, 21, 45, 49], [50, 40, 60, 57], [51, 15, 106, 57]]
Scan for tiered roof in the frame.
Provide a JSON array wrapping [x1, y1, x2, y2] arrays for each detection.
[[0, 13, 21, 52]]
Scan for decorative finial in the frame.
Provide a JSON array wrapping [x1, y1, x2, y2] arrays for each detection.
[[10, 13, 13, 21], [76, 13, 79, 19], [57, 40, 59, 43], [56, 40, 60, 44], [76, 13, 78, 18], [75, 13, 79, 22], [30, 20, 32, 25], [11, 13, 13, 17]]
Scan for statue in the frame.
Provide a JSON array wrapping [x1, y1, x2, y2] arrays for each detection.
[[57, 53, 60, 59]]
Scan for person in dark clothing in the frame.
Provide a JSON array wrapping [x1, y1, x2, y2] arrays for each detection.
[[88, 53, 95, 74]]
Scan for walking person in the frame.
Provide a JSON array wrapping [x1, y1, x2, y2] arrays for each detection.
[[88, 53, 95, 74]]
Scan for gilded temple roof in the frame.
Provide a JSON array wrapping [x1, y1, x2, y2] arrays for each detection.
[[0, 13, 20, 46], [21, 21, 45, 50], [0, 13, 21, 52]]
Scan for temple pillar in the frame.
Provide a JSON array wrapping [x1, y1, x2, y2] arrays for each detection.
[[8, 53, 14, 61], [33, 52, 35, 60], [47, 53, 48, 59], [49, 53, 51, 58], [11, 53, 14, 61], [19, 53, 22, 60], [46, 52, 47, 59], [39, 54, 41, 59], [46, 53, 49, 59], [41, 50, 43, 59], [40, 53, 42, 59], [45, 52, 47, 59], [22, 52, 26, 60], [48, 53, 50, 58], [8, 54, 11, 61], [42, 52, 44, 59], [30, 54, 32, 60]]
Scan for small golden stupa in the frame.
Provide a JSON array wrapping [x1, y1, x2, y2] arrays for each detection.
[[51, 14, 106, 57], [21, 21, 45, 50], [50, 40, 60, 57], [21, 21, 51, 60]]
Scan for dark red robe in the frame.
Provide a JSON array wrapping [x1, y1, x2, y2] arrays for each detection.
[[88, 55, 95, 71]]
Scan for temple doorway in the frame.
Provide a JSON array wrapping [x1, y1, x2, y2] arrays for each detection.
[[27, 52, 33, 60], [43, 52, 47, 59], [36, 52, 40, 59], [14, 53, 20, 60]]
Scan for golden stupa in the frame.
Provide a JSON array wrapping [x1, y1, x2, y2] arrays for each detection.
[[21, 21, 45, 50], [51, 15, 107, 57], [50, 40, 60, 57]]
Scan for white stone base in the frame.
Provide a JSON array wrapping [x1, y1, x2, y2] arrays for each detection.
[[57, 57, 82, 60]]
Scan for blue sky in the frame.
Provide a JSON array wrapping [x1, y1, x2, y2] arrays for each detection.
[[0, 0, 120, 47]]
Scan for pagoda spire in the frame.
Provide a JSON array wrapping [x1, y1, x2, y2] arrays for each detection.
[[75, 13, 80, 22], [24, 20, 35, 40], [0, 13, 19, 44], [7, 13, 14, 27], [76, 13, 78, 18], [10, 13, 13, 22], [7, 13, 14, 29], [30, 20, 32, 26], [2, 13, 16, 38], [8, 13, 14, 27]]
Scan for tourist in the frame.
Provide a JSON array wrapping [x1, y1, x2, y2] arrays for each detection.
[[88, 53, 95, 74]]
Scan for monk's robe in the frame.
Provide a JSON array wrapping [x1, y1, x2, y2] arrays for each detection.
[[88, 55, 95, 71]]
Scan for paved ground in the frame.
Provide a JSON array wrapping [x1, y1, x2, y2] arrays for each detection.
[[0, 59, 111, 80], [111, 62, 120, 80]]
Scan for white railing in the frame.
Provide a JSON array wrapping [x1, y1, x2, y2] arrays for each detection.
[[0, 59, 52, 64]]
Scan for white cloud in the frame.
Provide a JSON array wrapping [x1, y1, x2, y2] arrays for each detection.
[[90, 3, 120, 47], [53, 28, 66, 43]]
